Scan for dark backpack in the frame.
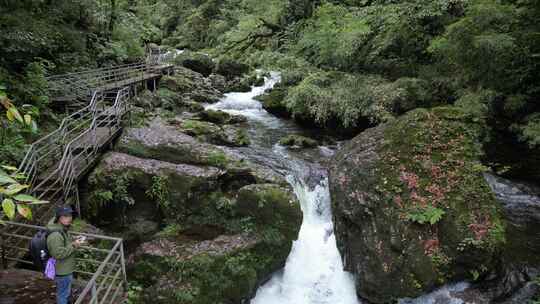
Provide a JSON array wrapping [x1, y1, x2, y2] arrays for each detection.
[[29, 229, 64, 271]]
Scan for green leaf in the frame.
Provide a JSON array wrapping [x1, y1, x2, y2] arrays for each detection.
[[7, 106, 23, 123], [24, 114, 32, 126], [2, 199, 16, 219], [17, 204, 32, 220], [3, 183, 30, 196], [1, 165, 18, 172], [0, 174, 17, 185], [13, 194, 39, 202]]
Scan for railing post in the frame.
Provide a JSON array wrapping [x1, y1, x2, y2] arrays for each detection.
[[91, 281, 98, 304], [120, 242, 128, 290], [74, 187, 81, 218]]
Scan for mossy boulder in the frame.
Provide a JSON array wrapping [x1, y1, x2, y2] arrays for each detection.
[[174, 51, 215, 77], [175, 119, 250, 147], [127, 184, 301, 304], [129, 233, 289, 304], [116, 117, 285, 185], [81, 152, 223, 242], [236, 183, 302, 241], [329, 107, 506, 303], [197, 109, 247, 125], [160, 67, 223, 104], [215, 57, 250, 79], [255, 85, 291, 118], [279, 134, 318, 148], [117, 118, 232, 168]]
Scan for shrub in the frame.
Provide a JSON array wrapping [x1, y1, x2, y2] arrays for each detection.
[[284, 71, 399, 128]]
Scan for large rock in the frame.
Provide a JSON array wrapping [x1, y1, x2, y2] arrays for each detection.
[[279, 134, 318, 149], [161, 67, 223, 103], [236, 183, 303, 241], [255, 85, 291, 118], [174, 51, 215, 77], [484, 173, 540, 267], [116, 117, 285, 185], [82, 152, 223, 241], [215, 57, 250, 79], [172, 118, 250, 147], [127, 183, 301, 304], [329, 107, 507, 303]]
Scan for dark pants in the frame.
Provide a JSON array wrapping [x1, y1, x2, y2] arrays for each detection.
[[55, 274, 73, 304]]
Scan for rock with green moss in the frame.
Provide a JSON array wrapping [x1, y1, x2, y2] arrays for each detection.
[[160, 67, 223, 104], [81, 152, 223, 236], [127, 183, 301, 304], [329, 107, 506, 303], [175, 119, 250, 147], [174, 51, 215, 77], [279, 134, 317, 148], [255, 85, 291, 118], [117, 118, 231, 168], [197, 109, 247, 125], [215, 57, 249, 79], [236, 183, 302, 241], [116, 117, 284, 184]]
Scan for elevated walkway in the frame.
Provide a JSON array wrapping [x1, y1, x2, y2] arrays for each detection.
[[1, 49, 178, 304]]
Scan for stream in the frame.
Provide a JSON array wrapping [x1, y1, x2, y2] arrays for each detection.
[[206, 73, 360, 303], [205, 73, 540, 304]]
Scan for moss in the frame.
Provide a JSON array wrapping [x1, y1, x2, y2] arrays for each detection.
[[279, 134, 318, 148], [234, 129, 250, 146], [206, 151, 229, 168], [377, 106, 506, 284], [255, 85, 291, 118], [137, 243, 285, 304], [181, 119, 219, 136], [130, 184, 301, 304], [197, 109, 231, 125], [161, 75, 195, 93]]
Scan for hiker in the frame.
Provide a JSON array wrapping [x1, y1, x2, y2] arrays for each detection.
[[47, 206, 84, 304]]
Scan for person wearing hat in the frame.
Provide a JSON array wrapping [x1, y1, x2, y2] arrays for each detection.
[[47, 206, 84, 304]]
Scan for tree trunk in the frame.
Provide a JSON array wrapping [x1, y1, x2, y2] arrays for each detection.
[[108, 0, 117, 37]]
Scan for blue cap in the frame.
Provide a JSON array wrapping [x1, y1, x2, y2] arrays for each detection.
[[56, 206, 74, 217]]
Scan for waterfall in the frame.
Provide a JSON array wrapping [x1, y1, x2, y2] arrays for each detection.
[[251, 176, 359, 304]]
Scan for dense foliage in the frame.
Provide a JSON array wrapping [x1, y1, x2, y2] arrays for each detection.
[[156, 0, 539, 180]]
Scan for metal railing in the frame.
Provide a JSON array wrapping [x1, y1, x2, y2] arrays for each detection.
[[1, 221, 127, 304], [48, 62, 152, 100], [47, 57, 173, 103], [18, 87, 131, 222], [146, 47, 180, 66]]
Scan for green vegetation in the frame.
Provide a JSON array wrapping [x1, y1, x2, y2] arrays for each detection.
[[149, 0, 539, 178], [0, 165, 47, 221], [279, 134, 318, 148], [88, 171, 134, 219], [146, 175, 170, 209]]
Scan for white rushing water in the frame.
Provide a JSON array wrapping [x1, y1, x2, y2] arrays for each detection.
[[251, 177, 359, 304], [205, 71, 282, 121], [206, 72, 360, 304]]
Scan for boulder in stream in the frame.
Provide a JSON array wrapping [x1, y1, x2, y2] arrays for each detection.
[[329, 107, 507, 303]]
